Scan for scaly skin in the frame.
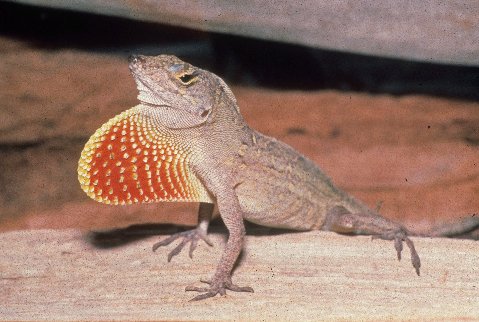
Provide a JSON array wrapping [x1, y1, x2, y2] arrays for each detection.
[[78, 54, 421, 301]]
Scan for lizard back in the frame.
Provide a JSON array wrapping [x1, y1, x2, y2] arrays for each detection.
[[235, 131, 373, 230]]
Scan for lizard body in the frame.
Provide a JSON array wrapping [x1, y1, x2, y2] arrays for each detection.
[[235, 131, 373, 230], [78, 55, 420, 301]]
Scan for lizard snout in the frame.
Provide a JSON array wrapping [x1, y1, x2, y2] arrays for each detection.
[[128, 55, 145, 69]]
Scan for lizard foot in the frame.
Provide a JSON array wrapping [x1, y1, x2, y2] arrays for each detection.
[[186, 276, 254, 301], [152, 229, 213, 262], [323, 206, 421, 275], [373, 229, 421, 276]]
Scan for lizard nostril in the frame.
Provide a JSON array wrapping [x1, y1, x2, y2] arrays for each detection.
[[128, 55, 143, 66], [201, 110, 209, 118], [128, 55, 137, 64]]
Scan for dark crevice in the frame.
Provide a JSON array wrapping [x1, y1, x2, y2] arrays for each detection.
[[0, 1, 478, 100], [0, 1, 205, 53], [211, 34, 479, 100], [464, 137, 479, 146]]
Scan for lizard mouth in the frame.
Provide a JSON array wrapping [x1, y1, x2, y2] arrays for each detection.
[[132, 74, 171, 108], [131, 72, 209, 118], [131, 73, 210, 130], [128, 56, 166, 105], [127, 55, 210, 128]]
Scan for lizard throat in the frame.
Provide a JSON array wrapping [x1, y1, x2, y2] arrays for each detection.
[[77, 105, 212, 205], [133, 75, 170, 107]]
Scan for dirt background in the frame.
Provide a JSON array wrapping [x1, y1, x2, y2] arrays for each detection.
[[0, 3, 478, 235]]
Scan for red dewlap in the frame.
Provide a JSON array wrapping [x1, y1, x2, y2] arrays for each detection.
[[78, 108, 207, 205]]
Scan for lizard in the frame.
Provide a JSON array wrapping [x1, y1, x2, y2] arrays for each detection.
[[78, 54, 422, 301]]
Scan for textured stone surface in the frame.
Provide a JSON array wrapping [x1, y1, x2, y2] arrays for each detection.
[[8, 0, 479, 65], [1, 229, 478, 320]]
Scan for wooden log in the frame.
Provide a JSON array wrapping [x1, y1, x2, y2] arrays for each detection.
[[1, 229, 478, 320]]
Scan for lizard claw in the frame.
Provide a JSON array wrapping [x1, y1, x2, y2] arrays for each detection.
[[373, 230, 421, 276], [404, 237, 421, 276], [186, 275, 254, 301], [152, 229, 213, 262], [324, 208, 421, 275]]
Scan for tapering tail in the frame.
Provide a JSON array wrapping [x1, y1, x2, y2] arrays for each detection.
[[423, 216, 479, 239]]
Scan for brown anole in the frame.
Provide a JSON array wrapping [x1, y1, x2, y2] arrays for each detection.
[[78, 54, 422, 301]]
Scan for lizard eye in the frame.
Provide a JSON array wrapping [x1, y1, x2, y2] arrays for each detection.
[[178, 72, 199, 85]]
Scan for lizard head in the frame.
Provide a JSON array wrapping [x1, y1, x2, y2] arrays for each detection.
[[129, 54, 237, 129]]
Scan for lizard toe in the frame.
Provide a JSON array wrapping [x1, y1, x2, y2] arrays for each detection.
[[375, 229, 421, 276], [186, 276, 253, 301], [152, 229, 213, 261]]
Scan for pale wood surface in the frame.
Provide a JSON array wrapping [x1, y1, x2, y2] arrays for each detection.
[[9, 0, 479, 65], [1, 229, 478, 321]]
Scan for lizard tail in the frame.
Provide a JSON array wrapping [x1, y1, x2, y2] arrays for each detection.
[[423, 216, 479, 239]]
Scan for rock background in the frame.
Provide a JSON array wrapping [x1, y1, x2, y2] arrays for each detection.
[[0, 2, 478, 235], [8, 0, 479, 65]]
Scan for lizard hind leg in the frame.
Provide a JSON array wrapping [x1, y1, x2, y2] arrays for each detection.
[[322, 206, 421, 276], [152, 202, 214, 261], [186, 276, 254, 301]]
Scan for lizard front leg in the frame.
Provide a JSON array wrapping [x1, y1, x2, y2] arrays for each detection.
[[322, 206, 421, 275], [152, 202, 214, 261], [186, 191, 253, 301]]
